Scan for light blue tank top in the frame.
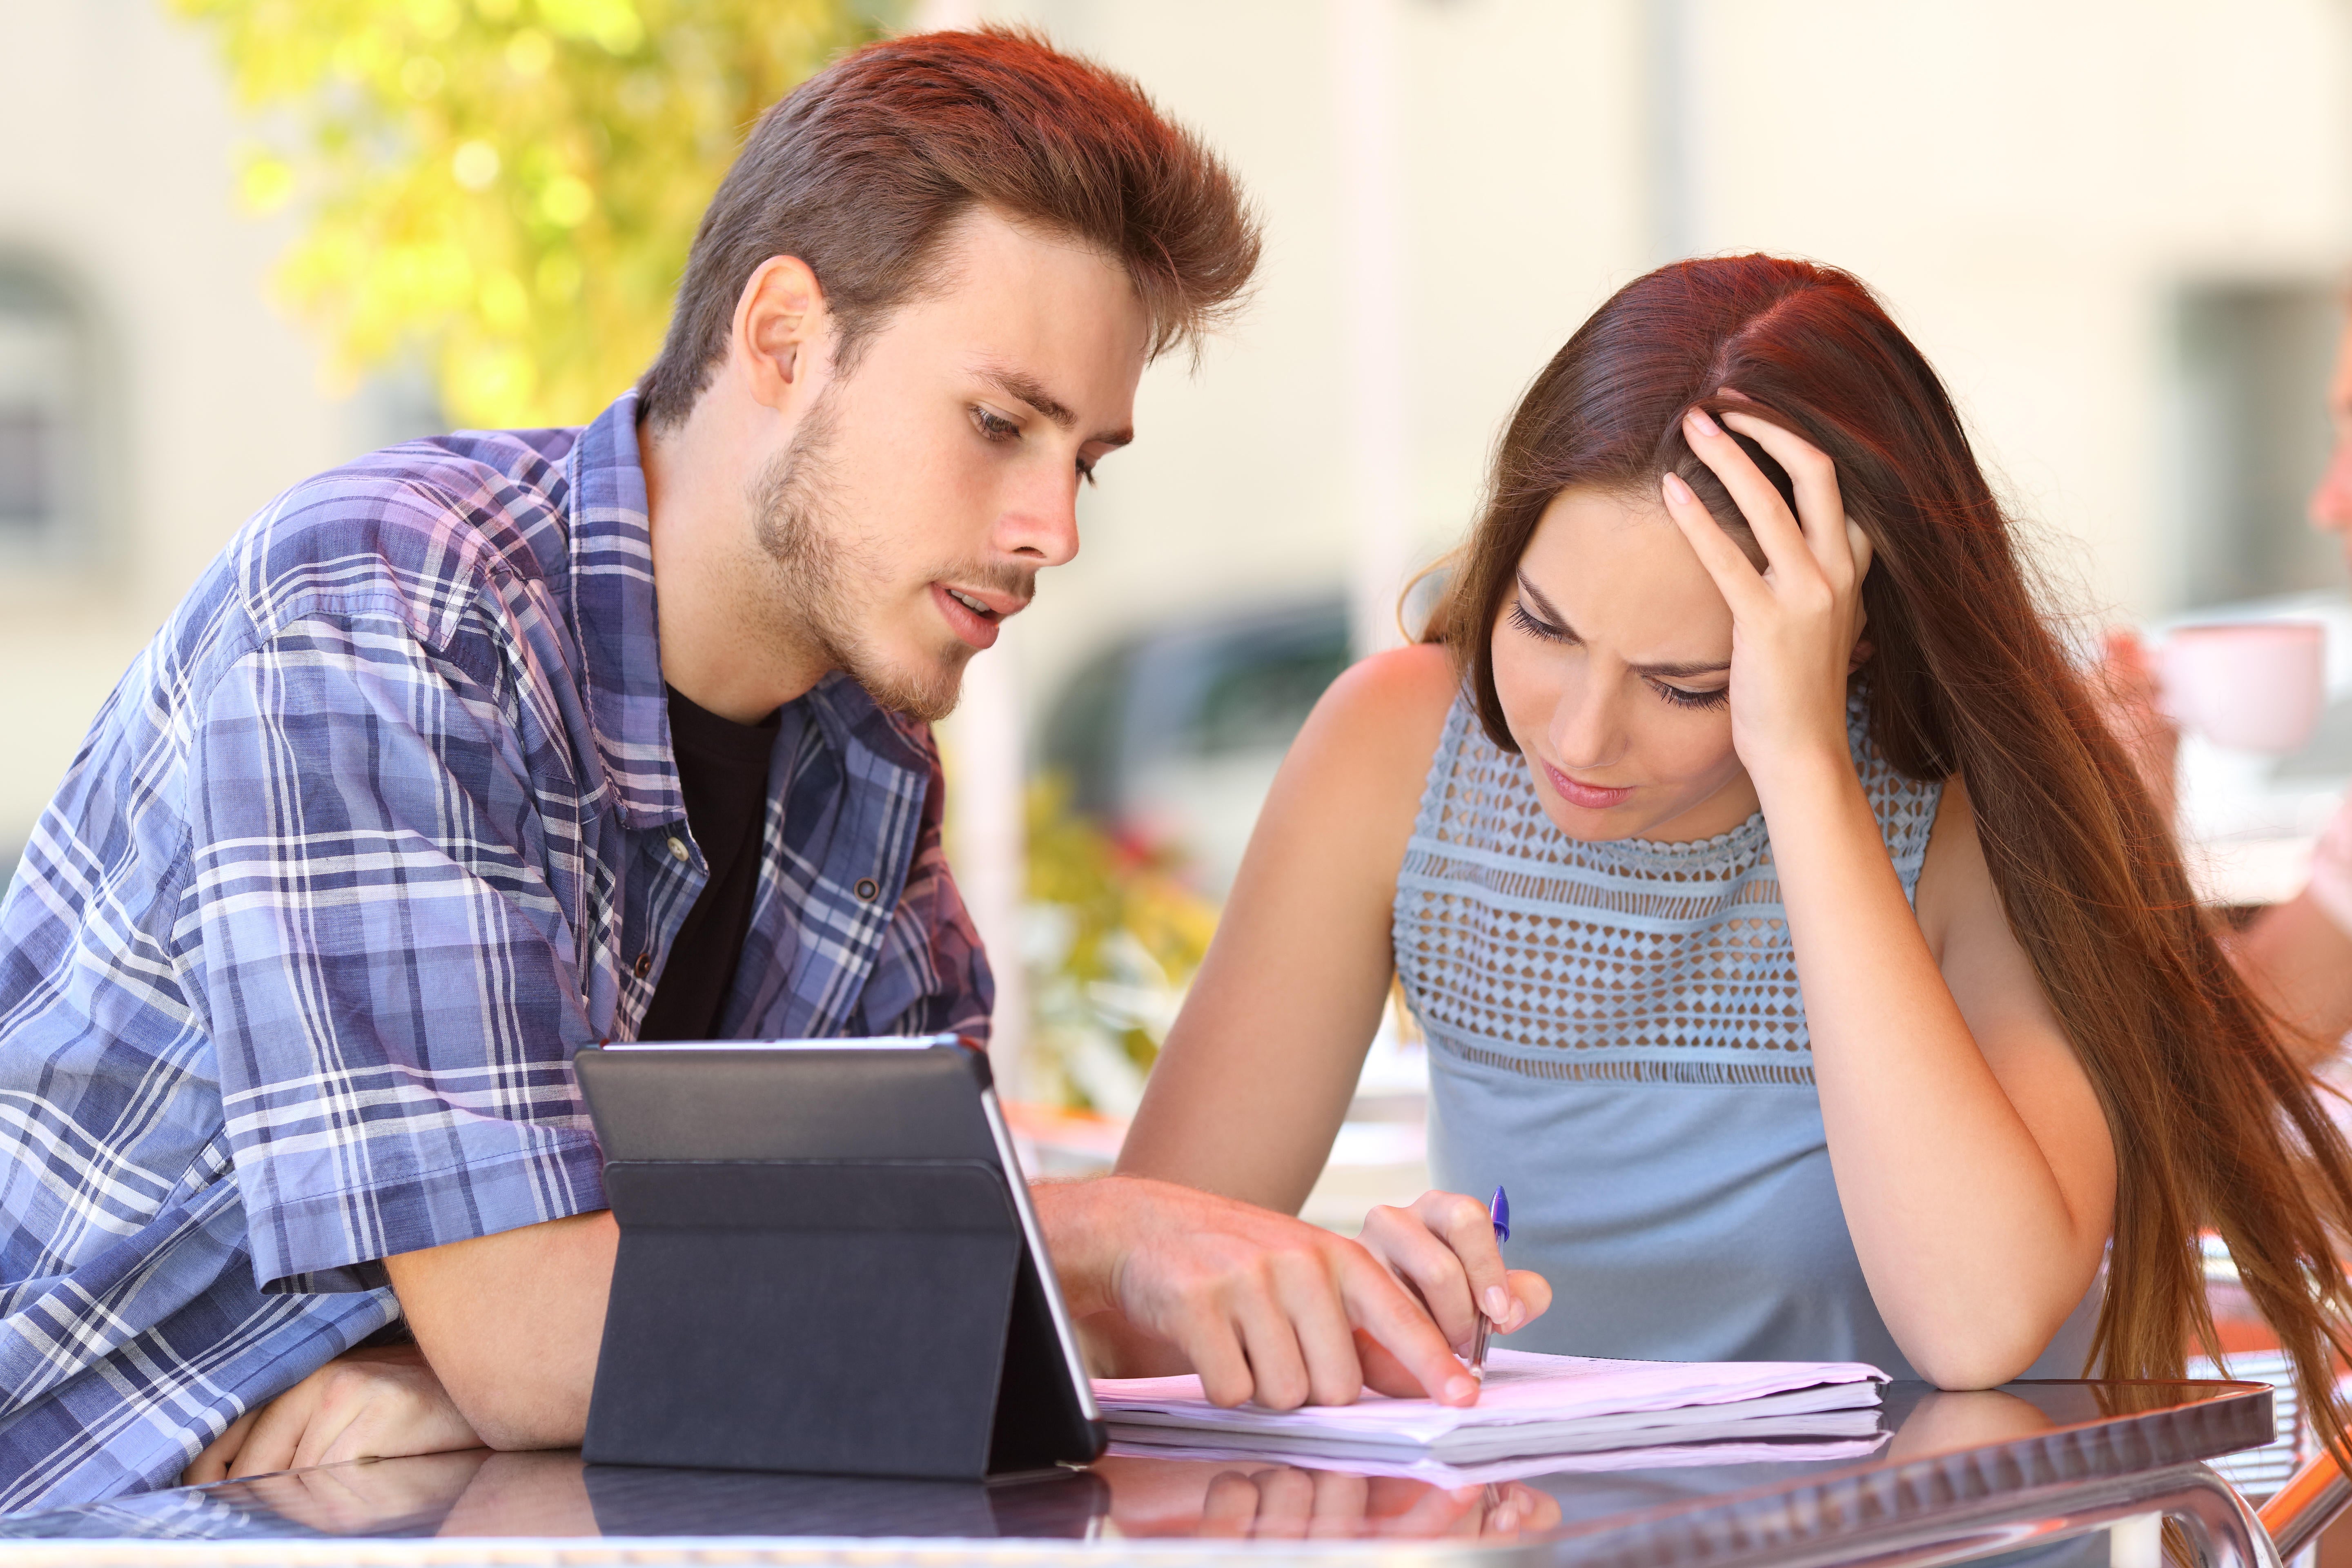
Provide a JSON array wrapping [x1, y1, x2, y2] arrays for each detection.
[[1393, 690, 2098, 1379]]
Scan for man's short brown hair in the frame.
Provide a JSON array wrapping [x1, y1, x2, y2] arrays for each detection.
[[637, 27, 1261, 427]]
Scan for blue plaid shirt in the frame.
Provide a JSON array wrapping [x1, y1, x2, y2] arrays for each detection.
[[0, 392, 991, 1508]]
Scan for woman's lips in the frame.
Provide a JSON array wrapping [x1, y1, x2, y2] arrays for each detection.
[[1541, 760, 1634, 811]]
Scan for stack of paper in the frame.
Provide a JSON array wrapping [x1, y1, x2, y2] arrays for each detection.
[[1094, 1350, 1887, 1468]]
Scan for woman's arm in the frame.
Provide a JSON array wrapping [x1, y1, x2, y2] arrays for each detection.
[[1118, 643, 1550, 1356], [1665, 408, 2115, 1389], [1118, 644, 1453, 1210]]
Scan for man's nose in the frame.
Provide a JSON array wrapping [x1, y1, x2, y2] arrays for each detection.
[[999, 476, 1082, 568]]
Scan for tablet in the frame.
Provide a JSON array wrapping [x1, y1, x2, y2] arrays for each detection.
[[574, 1034, 1106, 1479]]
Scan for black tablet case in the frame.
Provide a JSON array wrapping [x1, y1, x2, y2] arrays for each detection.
[[573, 1041, 1106, 1480]]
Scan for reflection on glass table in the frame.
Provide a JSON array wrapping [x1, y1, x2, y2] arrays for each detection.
[[0, 1378, 2284, 1568]]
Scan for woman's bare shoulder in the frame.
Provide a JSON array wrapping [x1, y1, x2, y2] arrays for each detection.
[[1307, 642, 1460, 762], [1278, 642, 1462, 824]]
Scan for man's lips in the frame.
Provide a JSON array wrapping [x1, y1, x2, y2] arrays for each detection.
[[931, 582, 1027, 650], [1541, 760, 1634, 811]]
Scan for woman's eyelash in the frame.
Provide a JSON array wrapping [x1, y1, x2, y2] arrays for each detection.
[[1653, 682, 1731, 712], [1512, 600, 1723, 709], [1508, 602, 1566, 641]]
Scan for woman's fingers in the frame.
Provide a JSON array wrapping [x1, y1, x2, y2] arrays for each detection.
[[1679, 408, 1812, 576], [1405, 1190, 1523, 1337], [1718, 408, 1860, 585], [1662, 471, 1774, 615], [1503, 1267, 1552, 1326], [1361, 1200, 1477, 1349]]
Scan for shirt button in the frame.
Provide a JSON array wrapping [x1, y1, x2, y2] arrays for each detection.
[[853, 877, 880, 902], [633, 951, 653, 978], [667, 836, 688, 862]]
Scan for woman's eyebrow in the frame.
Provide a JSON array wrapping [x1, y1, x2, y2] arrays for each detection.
[[1515, 573, 1577, 634], [1515, 573, 1728, 679]]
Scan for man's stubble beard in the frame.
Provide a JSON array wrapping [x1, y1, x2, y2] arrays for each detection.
[[747, 390, 973, 724]]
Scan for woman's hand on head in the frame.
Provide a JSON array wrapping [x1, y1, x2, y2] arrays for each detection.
[[1357, 1192, 1550, 1355], [1659, 407, 1871, 795]]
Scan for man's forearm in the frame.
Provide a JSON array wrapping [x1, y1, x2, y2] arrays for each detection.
[[384, 1209, 619, 1450]]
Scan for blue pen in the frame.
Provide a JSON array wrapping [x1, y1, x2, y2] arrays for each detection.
[[1469, 1185, 1510, 1379]]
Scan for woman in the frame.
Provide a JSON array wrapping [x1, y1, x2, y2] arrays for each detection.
[[1119, 254, 2352, 1441]]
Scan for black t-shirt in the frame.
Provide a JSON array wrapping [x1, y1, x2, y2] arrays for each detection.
[[637, 686, 782, 1042]]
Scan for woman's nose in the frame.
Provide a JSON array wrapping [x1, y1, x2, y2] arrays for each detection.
[[1549, 686, 1620, 769]]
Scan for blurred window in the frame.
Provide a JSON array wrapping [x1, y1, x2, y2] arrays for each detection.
[[1038, 600, 1350, 893], [0, 263, 91, 560], [1188, 624, 1352, 756], [2172, 281, 2344, 608]]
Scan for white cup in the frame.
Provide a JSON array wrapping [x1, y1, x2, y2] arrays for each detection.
[[2157, 621, 2328, 755]]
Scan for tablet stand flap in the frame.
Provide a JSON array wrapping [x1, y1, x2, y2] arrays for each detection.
[[584, 1159, 1025, 1479]]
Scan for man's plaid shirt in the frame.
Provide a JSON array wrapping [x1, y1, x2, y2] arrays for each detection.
[[0, 391, 991, 1508]]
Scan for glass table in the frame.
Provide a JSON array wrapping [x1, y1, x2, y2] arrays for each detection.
[[0, 1379, 2285, 1568]]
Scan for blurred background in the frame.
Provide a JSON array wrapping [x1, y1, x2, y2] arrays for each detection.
[[3, 0, 2351, 1241]]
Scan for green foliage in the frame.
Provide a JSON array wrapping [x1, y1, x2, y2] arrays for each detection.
[[1024, 777, 1218, 1114], [169, 0, 897, 427]]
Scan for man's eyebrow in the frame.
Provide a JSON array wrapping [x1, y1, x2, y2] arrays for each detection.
[[1514, 572, 1729, 679], [977, 365, 1133, 447]]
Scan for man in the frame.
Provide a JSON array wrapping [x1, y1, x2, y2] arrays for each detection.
[[2101, 307, 2352, 1058], [0, 29, 1502, 1506]]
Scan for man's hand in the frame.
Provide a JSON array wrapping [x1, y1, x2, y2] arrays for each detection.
[[1037, 1175, 1480, 1410], [183, 1343, 484, 1485], [1099, 1454, 1561, 1540]]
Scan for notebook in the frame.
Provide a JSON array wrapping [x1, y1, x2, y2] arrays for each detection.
[[1093, 1350, 1887, 1467]]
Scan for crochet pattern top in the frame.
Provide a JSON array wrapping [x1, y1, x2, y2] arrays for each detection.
[[1392, 688, 2098, 1377]]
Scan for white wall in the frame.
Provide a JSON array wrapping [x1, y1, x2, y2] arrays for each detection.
[[969, 0, 2352, 714], [0, 0, 371, 858], [4, 0, 2350, 861]]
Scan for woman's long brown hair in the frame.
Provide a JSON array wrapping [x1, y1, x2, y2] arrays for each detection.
[[1437, 254, 2352, 1445]]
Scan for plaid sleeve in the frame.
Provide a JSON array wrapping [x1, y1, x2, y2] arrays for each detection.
[[185, 608, 606, 1294], [852, 740, 994, 1045]]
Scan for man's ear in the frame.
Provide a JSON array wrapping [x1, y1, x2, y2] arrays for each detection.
[[730, 255, 829, 411]]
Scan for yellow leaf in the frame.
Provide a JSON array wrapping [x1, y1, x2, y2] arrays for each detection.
[[237, 152, 296, 213], [176, 0, 897, 430], [451, 139, 500, 189], [539, 174, 592, 227]]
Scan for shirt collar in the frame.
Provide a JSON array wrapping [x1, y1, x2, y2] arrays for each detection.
[[563, 390, 682, 829], [561, 390, 933, 829]]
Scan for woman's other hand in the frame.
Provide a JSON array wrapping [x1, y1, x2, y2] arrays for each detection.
[[2090, 627, 2179, 822], [1357, 1192, 1551, 1356], [184, 1341, 484, 1485], [1659, 406, 1871, 795]]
